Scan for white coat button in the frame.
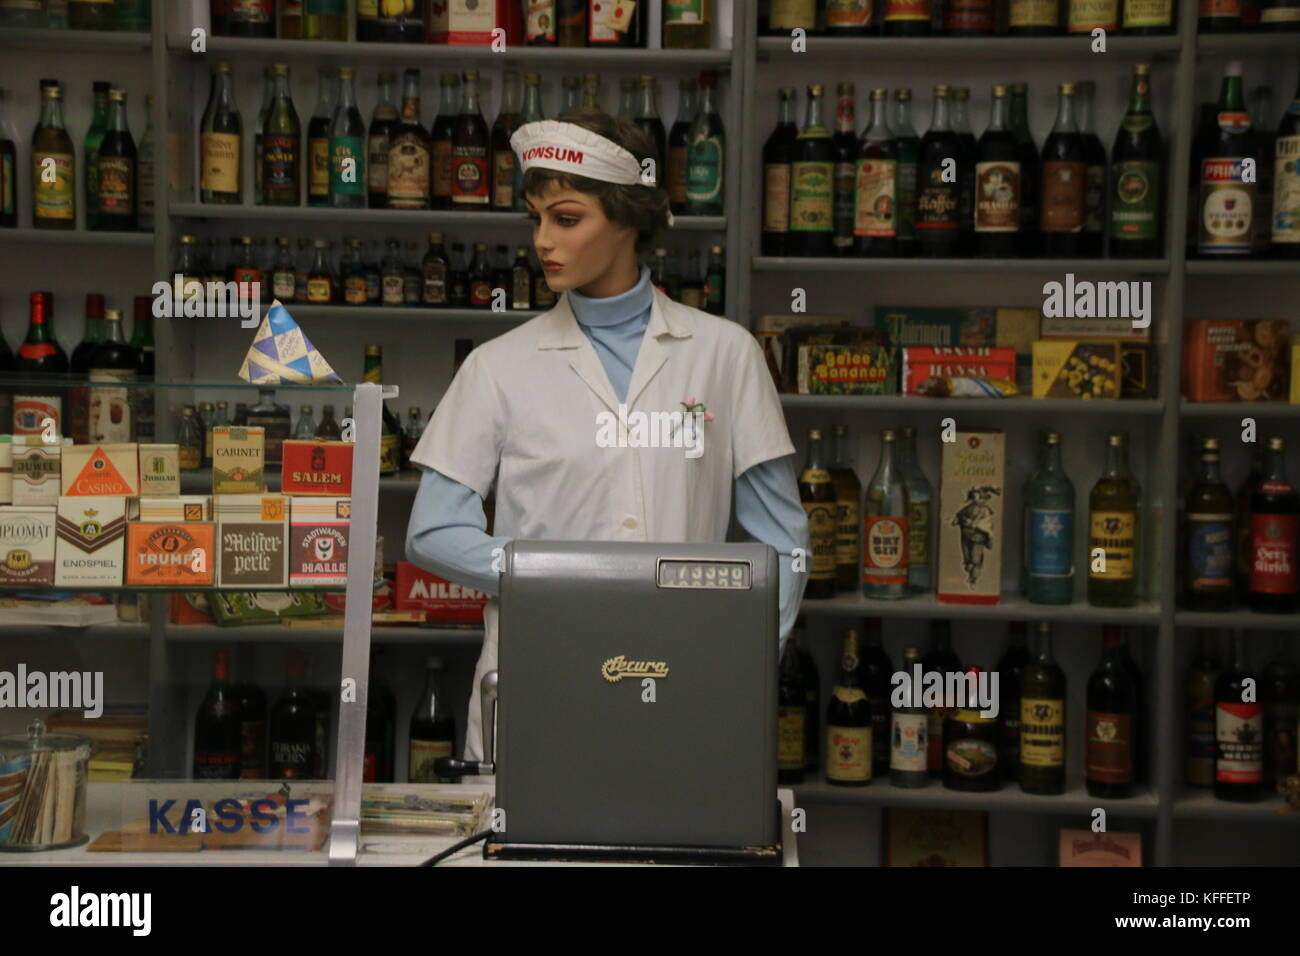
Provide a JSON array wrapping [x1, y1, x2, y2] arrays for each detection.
[[623, 516, 638, 530]]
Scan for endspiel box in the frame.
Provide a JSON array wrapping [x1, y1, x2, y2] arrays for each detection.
[[937, 431, 1006, 605], [290, 497, 350, 587], [125, 523, 216, 587], [215, 494, 288, 588], [55, 495, 127, 588], [0, 505, 56, 586]]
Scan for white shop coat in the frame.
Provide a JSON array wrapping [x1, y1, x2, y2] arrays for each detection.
[[408, 285, 795, 762]]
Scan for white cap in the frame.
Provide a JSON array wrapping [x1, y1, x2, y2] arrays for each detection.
[[1225, 60, 1243, 77]]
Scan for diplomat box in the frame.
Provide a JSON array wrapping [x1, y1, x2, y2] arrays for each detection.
[[55, 496, 127, 588], [290, 497, 350, 588], [937, 431, 1006, 605], [0, 505, 57, 586], [216, 494, 288, 588]]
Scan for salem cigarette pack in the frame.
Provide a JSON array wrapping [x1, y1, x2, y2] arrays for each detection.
[[215, 494, 288, 588], [395, 560, 488, 625], [61, 443, 140, 496], [0, 505, 56, 586], [213, 427, 265, 494], [937, 431, 1006, 605], [125, 523, 216, 587], [54, 495, 127, 588], [138, 444, 181, 496], [1182, 319, 1291, 403], [290, 497, 350, 587], [281, 440, 354, 496], [1032, 341, 1122, 400], [13, 441, 64, 506], [138, 495, 211, 522]]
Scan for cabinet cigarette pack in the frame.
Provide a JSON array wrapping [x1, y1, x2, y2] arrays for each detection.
[[13, 441, 63, 506], [281, 441, 354, 496], [937, 431, 1006, 605], [138, 444, 180, 496], [206, 591, 331, 626], [1182, 319, 1291, 403], [395, 560, 488, 625], [138, 495, 211, 523], [125, 523, 216, 587], [215, 494, 288, 588], [796, 343, 895, 395], [0, 506, 56, 586], [54, 496, 127, 588], [1032, 341, 1122, 399], [0, 436, 10, 505], [213, 427, 265, 494], [1058, 829, 1142, 867], [884, 808, 989, 867], [290, 497, 350, 587], [902, 347, 1018, 397], [61, 443, 140, 496], [874, 306, 1039, 389]]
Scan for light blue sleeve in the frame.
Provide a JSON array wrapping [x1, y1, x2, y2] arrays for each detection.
[[404, 466, 513, 597], [733, 454, 810, 657]]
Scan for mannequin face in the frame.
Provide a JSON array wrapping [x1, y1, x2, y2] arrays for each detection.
[[526, 181, 640, 298]]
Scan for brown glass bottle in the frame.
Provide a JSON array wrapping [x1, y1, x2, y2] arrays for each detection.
[[825, 629, 873, 786], [430, 73, 460, 210], [916, 86, 962, 257], [1088, 431, 1140, 608], [762, 87, 798, 256], [1247, 437, 1299, 612], [1085, 625, 1137, 798], [943, 668, 1000, 792], [490, 72, 521, 211], [778, 635, 807, 784], [829, 424, 862, 591], [1184, 437, 1235, 611], [420, 231, 449, 306], [800, 428, 838, 599], [96, 88, 137, 231], [975, 85, 1021, 258], [1040, 83, 1088, 257], [1185, 630, 1221, 786], [1020, 621, 1067, 795]]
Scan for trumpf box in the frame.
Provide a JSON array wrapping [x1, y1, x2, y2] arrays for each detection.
[[0, 505, 57, 586], [290, 497, 350, 587], [937, 431, 1006, 605], [126, 523, 216, 587], [55, 495, 127, 588], [216, 494, 288, 588]]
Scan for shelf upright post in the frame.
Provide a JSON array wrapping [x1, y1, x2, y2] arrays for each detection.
[[737, 0, 759, 331], [723, 0, 748, 322]]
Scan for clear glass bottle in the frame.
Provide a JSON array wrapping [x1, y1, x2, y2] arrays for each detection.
[[890, 645, 929, 788], [271, 237, 296, 301], [863, 429, 910, 600], [380, 239, 405, 306], [896, 426, 932, 595], [1022, 430, 1075, 604], [293, 403, 315, 439]]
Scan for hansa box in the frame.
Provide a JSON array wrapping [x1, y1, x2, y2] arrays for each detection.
[[125, 522, 216, 587], [215, 494, 288, 588], [55, 495, 127, 588], [395, 560, 488, 625], [0, 505, 56, 586], [138, 444, 181, 496], [61, 442, 140, 496], [290, 497, 350, 587], [138, 495, 211, 522], [937, 431, 1006, 605], [13, 440, 64, 506], [281, 440, 354, 496], [213, 427, 265, 494]]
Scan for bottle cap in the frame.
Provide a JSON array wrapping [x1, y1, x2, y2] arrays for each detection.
[[1225, 61, 1243, 77]]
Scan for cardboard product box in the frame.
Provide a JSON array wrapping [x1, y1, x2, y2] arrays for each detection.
[[138, 495, 211, 523], [215, 494, 288, 588], [213, 427, 265, 494], [55, 495, 127, 588], [1292, 343, 1300, 404], [395, 560, 488, 625], [1058, 829, 1142, 867], [289, 497, 350, 588], [1182, 319, 1291, 403], [138, 444, 181, 496], [753, 315, 854, 391], [125, 522, 216, 587], [428, 0, 500, 44], [0, 436, 11, 505], [937, 431, 1006, 605], [796, 343, 895, 395], [902, 347, 1018, 397], [874, 306, 1039, 389], [1032, 341, 1122, 400], [13, 441, 63, 506], [60, 443, 140, 496], [281, 441, 354, 496], [206, 591, 331, 626], [0, 505, 57, 586], [1040, 323, 1156, 398], [1039, 316, 1151, 341], [12, 393, 61, 439], [169, 592, 215, 626]]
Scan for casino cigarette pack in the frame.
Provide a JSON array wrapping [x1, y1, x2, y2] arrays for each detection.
[[1032, 341, 1122, 400], [55, 495, 127, 588], [138, 495, 211, 523], [0, 505, 56, 586], [281, 441, 354, 496], [1182, 319, 1291, 403], [138, 444, 180, 496], [937, 431, 1006, 605], [290, 497, 350, 587], [213, 427, 265, 494], [215, 494, 288, 588], [796, 343, 895, 395], [61, 443, 140, 496], [13, 441, 63, 506], [125, 523, 216, 587]]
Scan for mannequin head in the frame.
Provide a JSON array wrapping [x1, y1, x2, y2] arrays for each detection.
[[523, 108, 670, 299]]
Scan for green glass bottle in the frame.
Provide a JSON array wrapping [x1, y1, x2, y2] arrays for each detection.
[[1022, 430, 1075, 605], [1020, 622, 1066, 795], [83, 81, 109, 230], [892, 88, 920, 258], [1088, 431, 1140, 608], [330, 67, 366, 210], [685, 70, 724, 216], [825, 629, 872, 787], [1110, 63, 1163, 258]]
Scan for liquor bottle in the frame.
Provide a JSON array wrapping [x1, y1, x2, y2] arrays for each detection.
[[307, 68, 337, 207], [490, 243, 513, 307], [800, 428, 838, 600], [32, 83, 75, 229], [137, 94, 155, 229], [231, 665, 267, 780], [1198, 62, 1255, 257], [408, 657, 455, 782], [451, 70, 489, 210], [305, 239, 334, 303], [896, 426, 931, 594], [507, 245, 532, 310], [514, 72, 546, 208], [420, 231, 450, 306], [1123, 0, 1175, 30], [557, 0, 586, 44], [292, 237, 312, 302], [826, 629, 872, 786], [788, 84, 834, 257], [1185, 630, 1222, 786], [703, 245, 724, 314], [923, 620, 961, 777], [1110, 63, 1163, 258], [1215, 632, 1263, 801], [402, 240, 422, 304], [315, 403, 342, 440], [363, 344, 402, 475], [342, 237, 367, 305], [1020, 621, 1066, 795], [305, 0, 346, 39], [129, 296, 154, 442], [883, 0, 932, 33], [1250, 87, 1276, 257], [468, 241, 493, 308], [401, 406, 423, 467], [917, 86, 962, 257], [686, 71, 725, 216], [270, 237, 296, 301], [859, 618, 892, 776], [1040, 83, 1087, 256], [1199, 0, 1242, 29], [229, 0, 272, 35], [382, 69, 431, 211], [588, 0, 644, 45], [943, 668, 999, 792], [198, 401, 216, 467], [582, 72, 602, 111], [0, 89, 15, 229], [490, 71, 521, 211], [1184, 437, 1235, 611], [365, 72, 398, 209], [668, 77, 698, 215], [175, 406, 201, 469], [854, 88, 898, 257], [1068, 0, 1119, 29], [253, 70, 274, 197], [1009, 83, 1040, 256], [69, 294, 103, 376], [246, 388, 290, 466], [1021, 430, 1075, 604], [1234, 443, 1264, 598], [1075, 81, 1107, 258], [1086, 625, 1137, 798], [828, 424, 861, 591], [88, 308, 136, 443], [1009, 0, 1061, 32], [767, 0, 818, 33], [84, 82, 109, 231], [1247, 436, 1299, 612], [1273, 67, 1300, 257], [863, 429, 910, 598], [762, 87, 798, 256], [329, 67, 365, 210], [200, 63, 242, 206], [525, 0, 557, 43], [69, 0, 114, 30], [952, 88, 977, 247], [1088, 431, 1140, 607], [448, 242, 471, 306], [269, 650, 320, 779], [997, 622, 1031, 781], [364, 655, 396, 783], [891, 645, 929, 787], [831, 82, 858, 257], [1263, 636, 1299, 784], [665, 0, 713, 46], [18, 291, 69, 377], [975, 85, 1021, 257], [376, 239, 402, 305], [778, 635, 807, 784], [618, 77, 636, 119], [292, 404, 315, 439], [194, 650, 242, 779], [279, 0, 302, 36], [891, 89, 920, 257]]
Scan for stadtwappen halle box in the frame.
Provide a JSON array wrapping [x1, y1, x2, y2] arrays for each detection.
[[290, 497, 350, 587]]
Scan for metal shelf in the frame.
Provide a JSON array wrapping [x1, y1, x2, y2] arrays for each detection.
[[1174, 609, 1299, 631], [752, 256, 1171, 275], [1171, 787, 1297, 820], [179, 468, 424, 494], [1185, 259, 1300, 275], [288, 304, 539, 322], [1180, 401, 1300, 418], [797, 593, 1162, 624], [0, 27, 151, 54], [793, 777, 1160, 818], [1195, 32, 1300, 56], [781, 395, 1165, 415], [0, 227, 153, 247], [0, 622, 150, 638], [164, 624, 483, 644], [757, 34, 1181, 61]]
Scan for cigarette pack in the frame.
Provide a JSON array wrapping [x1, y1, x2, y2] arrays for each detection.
[[138, 444, 181, 496], [54, 496, 127, 588], [13, 394, 61, 438], [213, 427, 265, 494], [138, 495, 211, 523], [1182, 319, 1291, 403], [215, 494, 288, 588], [902, 347, 1018, 397], [796, 343, 895, 395], [281, 441, 354, 496], [206, 591, 331, 626], [125, 523, 216, 587], [1032, 341, 1122, 400], [937, 431, 1006, 605], [0, 436, 11, 505], [289, 497, 350, 587], [0, 506, 57, 586], [395, 560, 488, 625], [61, 443, 140, 496], [428, 0, 504, 45], [13, 441, 64, 506]]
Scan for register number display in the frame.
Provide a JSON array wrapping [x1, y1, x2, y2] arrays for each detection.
[[656, 559, 752, 590]]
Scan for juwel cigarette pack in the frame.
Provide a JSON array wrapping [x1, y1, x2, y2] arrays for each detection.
[[213, 427, 265, 494], [289, 497, 350, 587], [54, 495, 127, 588], [0, 505, 56, 585], [61, 442, 140, 496], [138, 444, 181, 496], [138, 495, 211, 523], [937, 431, 1006, 605], [281, 441, 354, 496], [125, 522, 216, 587], [13, 439, 67, 506], [215, 494, 288, 588]]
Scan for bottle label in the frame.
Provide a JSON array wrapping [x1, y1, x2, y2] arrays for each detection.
[[974, 160, 1020, 232], [388, 140, 430, 206], [1084, 163, 1105, 233], [666, 0, 705, 23], [771, 0, 817, 27], [854, 158, 897, 237], [367, 133, 389, 192], [1199, 0, 1240, 15], [907, 498, 929, 569], [422, 266, 447, 304], [803, 501, 837, 578], [382, 274, 404, 304], [306, 277, 331, 302], [1040, 160, 1086, 232], [1111, 160, 1160, 240], [896, 159, 917, 240], [329, 135, 365, 197], [916, 164, 958, 231], [890, 712, 927, 770], [668, 144, 689, 204], [452, 148, 489, 203], [1028, 507, 1073, 577], [863, 515, 909, 584], [97, 156, 134, 215], [200, 132, 240, 194], [1068, 0, 1119, 29], [345, 275, 368, 304], [272, 270, 296, 299], [271, 740, 315, 778], [763, 164, 791, 232], [778, 705, 805, 769], [381, 433, 400, 473], [527, 0, 559, 39], [1122, 0, 1171, 25], [432, 139, 453, 198], [1187, 513, 1234, 592], [946, 736, 997, 776], [492, 149, 515, 208], [33, 152, 75, 220], [1085, 710, 1133, 784], [232, 0, 273, 22], [261, 133, 297, 197], [309, 137, 330, 197], [1273, 135, 1300, 244], [1010, 0, 1058, 25], [1090, 510, 1136, 580], [1020, 697, 1065, 767], [826, 725, 871, 781], [1249, 513, 1298, 594], [687, 135, 723, 204], [1199, 158, 1254, 253], [409, 738, 453, 782], [1215, 701, 1263, 783], [944, 0, 994, 30], [790, 160, 833, 232], [1189, 697, 1217, 763], [885, 0, 931, 20], [194, 751, 240, 778], [825, 0, 871, 25], [836, 498, 860, 567]]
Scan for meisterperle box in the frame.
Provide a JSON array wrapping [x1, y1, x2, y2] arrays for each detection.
[[213, 427, 265, 494], [0, 505, 57, 586], [937, 431, 1006, 606], [125, 522, 216, 587], [289, 497, 350, 587], [138, 495, 212, 522], [281, 441, 354, 496], [13, 440, 66, 506], [138, 444, 181, 496], [60, 442, 140, 496], [54, 495, 127, 588], [216, 494, 288, 588]]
